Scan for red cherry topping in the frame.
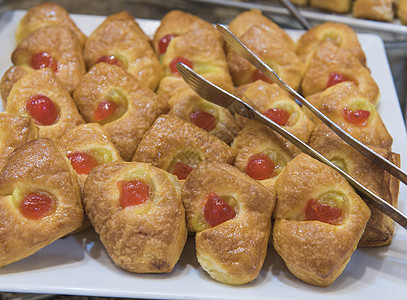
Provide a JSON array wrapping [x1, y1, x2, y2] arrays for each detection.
[[96, 55, 122, 67], [342, 107, 370, 126], [305, 198, 343, 225], [169, 57, 193, 75], [20, 192, 55, 220], [246, 154, 275, 180], [158, 34, 177, 55], [67, 152, 99, 175], [173, 161, 193, 180], [26, 94, 58, 125], [252, 69, 273, 84], [263, 108, 290, 126], [30, 52, 58, 73], [119, 180, 150, 208], [204, 192, 236, 227], [327, 72, 350, 88], [94, 100, 118, 122], [189, 110, 217, 131]]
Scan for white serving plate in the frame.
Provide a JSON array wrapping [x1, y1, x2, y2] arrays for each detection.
[[1, 10, 407, 300]]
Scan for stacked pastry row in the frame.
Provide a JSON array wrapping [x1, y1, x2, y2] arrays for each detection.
[[0, 2, 400, 288]]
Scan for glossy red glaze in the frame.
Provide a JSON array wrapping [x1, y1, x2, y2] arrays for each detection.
[[30, 52, 58, 73], [172, 161, 193, 180], [119, 180, 150, 208], [305, 198, 343, 225], [189, 109, 217, 131], [342, 107, 370, 126], [245, 154, 275, 180], [158, 34, 177, 55], [169, 57, 193, 75], [263, 108, 290, 126], [327, 72, 350, 88], [67, 152, 99, 175], [26, 94, 59, 125], [96, 55, 122, 67], [252, 69, 273, 84], [94, 100, 118, 121], [20, 192, 55, 220], [204, 192, 236, 227]]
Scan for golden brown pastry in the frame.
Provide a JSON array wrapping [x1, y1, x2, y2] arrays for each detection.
[[182, 160, 275, 285], [309, 125, 400, 247], [304, 81, 392, 150], [301, 42, 379, 105], [0, 113, 38, 170], [6, 68, 85, 141], [0, 138, 83, 267], [73, 63, 169, 161], [132, 114, 236, 181], [157, 28, 234, 100], [227, 25, 304, 90], [12, 25, 86, 93], [296, 22, 366, 65], [83, 11, 163, 91], [397, 0, 407, 25], [232, 121, 294, 190], [353, 0, 395, 22], [234, 81, 315, 154], [0, 65, 31, 107], [15, 2, 87, 47], [84, 161, 187, 273], [273, 153, 371, 286], [309, 0, 352, 13], [168, 89, 241, 144]]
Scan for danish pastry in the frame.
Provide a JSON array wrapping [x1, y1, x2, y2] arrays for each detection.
[[168, 89, 241, 144], [132, 114, 235, 181], [0, 138, 83, 267], [73, 63, 168, 161], [6, 68, 85, 141], [15, 2, 87, 47], [309, 0, 352, 13], [182, 160, 275, 285], [83, 161, 187, 273], [273, 153, 371, 286], [353, 0, 395, 22], [309, 125, 400, 247], [83, 11, 163, 91], [296, 22, 366, 65], [304, 81, 392, 150], [12, 25, 86, 93], [0, 65, 31, 107], [397, 0, 407, 25], [301, 42, 379, 105]]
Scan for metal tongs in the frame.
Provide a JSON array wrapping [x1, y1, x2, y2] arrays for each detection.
[[176, 24, 407, 229]]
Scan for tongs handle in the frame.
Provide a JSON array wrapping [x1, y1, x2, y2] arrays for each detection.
[[216, 23, 407, 188], [279, 0, 313, 30]]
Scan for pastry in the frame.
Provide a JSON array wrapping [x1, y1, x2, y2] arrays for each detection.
[[83, 11, 163, 91], [15, 2, 87, 47], [296, 22, 366, 65], [0, 113, 38, 170], [73, 63, 169, 161], [301, 42, 379, 105], [83, 161, 187, 273], [0, 65, 31, 108], [132, 114, 235, 180], [273, 153, 371, 286], [227, 24, 304, 90], [12, 25, 86, 93], [309, 0, 352, 13], [397, 0, 407, 25], [6, 68, 85, 141], [168, 88, 241, 144], [157, 28, 234, 100], [353, 0, 395, 22], [0, 138, 83, 266], [234, 81, 315, 154], [182, 160, 275, 285], [304, 81, 392, 150]]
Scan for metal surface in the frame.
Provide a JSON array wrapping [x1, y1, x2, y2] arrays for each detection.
[[279, 0, 312, 30]]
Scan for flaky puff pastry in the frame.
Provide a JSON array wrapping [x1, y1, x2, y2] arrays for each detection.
[[6, 68, 85, 141], [0, 113, 38, 170], [83, 11, 163, 91], [309, 125, 400, 247], [168, 89, 241, 144], [12, 25, 86, 93], [309, 0, 352, 13], [73, 63, 169, 161], [353, 0, 395, 22], [397, 0, 407, 25], [0, 138, 83, 267], [301, 42, 379, 105], [273, 153, 370, 287], [0, 65, 31, 108], [84, 162, 187, 273], [227, 25, 304, 90], [15, 2, 86, 47], [304, 81, 392, 150], [182, 160, 275, 285], [133, 115, 235, 180], [234, 81, 315, 155], [232, 121, 294, 190], [296, 22, 366, 65], [157, 28, 234, 100]]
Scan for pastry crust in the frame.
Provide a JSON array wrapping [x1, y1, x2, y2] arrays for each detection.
[[0, 113, 38, 170], [303, 81, 392, 150], [168, 88, 241, 144], [227, 25, 304, 90], [301, 42, 379, 105], [0, 138, 83, 266], [0, 65, 31, 108], [133, 114, 235, 176], [15, 2, 87, 47], [6, 68, 85, 141], [12, 25, 86, 93], [83, 11, 163, 91], [73, 63, 169, 161], [353, 0, 395, 22], [296, 22, 366, 65], [182, 160, 275, 285], [397, 0, 407, 25], [273, 153, 370, 286], [309, 0, 352, 13], [84, 161, 187, 273]]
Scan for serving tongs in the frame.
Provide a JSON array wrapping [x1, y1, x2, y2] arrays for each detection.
[[176, 25, 407, 229]]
